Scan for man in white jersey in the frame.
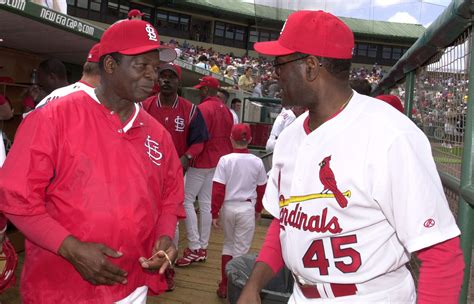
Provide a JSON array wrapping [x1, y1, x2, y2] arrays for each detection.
[[237, 10, 464, 304], [35, 43, 101, 109], [265, 106, 306, 152], [211, 123, 267, 298]]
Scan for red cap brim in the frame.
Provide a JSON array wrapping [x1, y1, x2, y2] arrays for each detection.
[[254, 40, 295, 56], [119, 45, 177, 62], [193, 84, 204, 89]]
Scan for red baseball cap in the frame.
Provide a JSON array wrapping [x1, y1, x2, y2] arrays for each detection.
[[375, 95, 404, 113], [254, 10, 354, 59], [159, 63, 182, 80], [99, 20, 177, 62], [87, 43, 100, 63], [231, 123, 252, 142], [128, 9, 144, 18], [193, 76, 220, 89]]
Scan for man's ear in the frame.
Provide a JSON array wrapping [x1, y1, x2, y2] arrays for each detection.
[[103, 55, 118, 74], [305, 56, 321, 81]]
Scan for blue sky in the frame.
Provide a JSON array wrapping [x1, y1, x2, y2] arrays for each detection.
[[245, 0, 452, 27]]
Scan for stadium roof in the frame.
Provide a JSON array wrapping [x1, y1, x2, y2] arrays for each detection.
[[172, 0, 425, 41]]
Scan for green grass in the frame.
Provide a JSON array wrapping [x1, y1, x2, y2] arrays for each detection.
[[434, 157, 462, 164], [432, 146, 464, 158]]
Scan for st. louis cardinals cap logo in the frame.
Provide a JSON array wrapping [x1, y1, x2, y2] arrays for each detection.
[[279, 155, 351, 208], [145, 24, 158, 42]]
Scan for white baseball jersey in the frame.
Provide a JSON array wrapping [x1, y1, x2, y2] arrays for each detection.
[[213, 152, 267, 204], [266, 107, 296, 152], [264, 91, 460, 300], [36, 81, 95, 109], [213, 151, 267, 257]]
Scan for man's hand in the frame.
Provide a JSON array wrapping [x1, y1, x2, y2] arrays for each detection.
[[237, 285, 261, 304], [138, 236, 177, 275], [180, 155, 190, 173], [212, 218, 220, 229], [58, 236, 128, 286]]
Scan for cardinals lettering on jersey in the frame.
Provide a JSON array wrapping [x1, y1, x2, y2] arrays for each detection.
[[319, 156, 348, 208]]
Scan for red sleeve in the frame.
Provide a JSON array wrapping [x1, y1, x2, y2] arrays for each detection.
[[157, 131, 185, 231], [6, 213, 70, 253], [211, 181, 226, 219], [255, 184, 266, 213], [0, 95, 7, 105], [0, 110, 57, 216], [185, 142, 204, 158], [256, 218, 284, 274], [0, 214, 7, 231], [156, 214, 178, 240], [416, 237, 464, 304]]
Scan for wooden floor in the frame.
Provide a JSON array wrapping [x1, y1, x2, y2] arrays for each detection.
[[0, 218, 272, 304]]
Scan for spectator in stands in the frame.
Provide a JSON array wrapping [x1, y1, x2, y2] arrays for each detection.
[[30, 0, 67, 14], [230, 98, 241, 124], [209, 59, 220, 74], [169, 39, 182, 60], [350, 78, 372, 95], [128, 9, 144, 20], [252, 75, 263, 98], [224, 65, 238, 86], [196, 55, 209, 69], [238, 66, 254, 92]]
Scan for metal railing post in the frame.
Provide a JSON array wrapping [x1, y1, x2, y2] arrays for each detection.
[[404, 71, 415, 119], [457, 27, 474, 304]]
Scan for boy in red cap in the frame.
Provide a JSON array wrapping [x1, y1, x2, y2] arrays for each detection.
[[211, 123, 267, 298], [0, 20, 182, 303], [237, 10, 463, 304], [176, 75, 234, 267]]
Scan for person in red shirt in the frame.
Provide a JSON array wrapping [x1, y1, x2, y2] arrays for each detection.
[[176, 76, 234, 267], [0, 20, 183, 303], [142, 62, 208, 290], [142, 63, 208, 170]]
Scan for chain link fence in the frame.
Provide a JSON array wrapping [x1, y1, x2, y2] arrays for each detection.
[[403, 27, 472, 301], [412, 29, 470, 180]]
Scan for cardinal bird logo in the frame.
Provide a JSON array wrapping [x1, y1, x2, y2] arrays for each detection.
[[319, 156, 348, 208]]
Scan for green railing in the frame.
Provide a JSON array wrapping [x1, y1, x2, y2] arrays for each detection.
[[373, 1, 474, 302]]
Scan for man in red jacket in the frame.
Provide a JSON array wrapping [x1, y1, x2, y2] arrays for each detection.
[[142, 62, 209, 290], [176, 76, 234, 267], [0, 20, 183, 303]]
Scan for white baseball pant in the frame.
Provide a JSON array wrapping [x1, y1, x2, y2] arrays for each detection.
[[289, 269, 416, 303], [221, 202, 255, 257], [183, 167, 215, 250]]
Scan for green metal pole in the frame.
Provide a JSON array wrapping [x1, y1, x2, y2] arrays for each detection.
[[404, 71, 415, 119], [457, 27, 474, 304]]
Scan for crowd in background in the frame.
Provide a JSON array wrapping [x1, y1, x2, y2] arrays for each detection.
[[164, 39, 387, 98]]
